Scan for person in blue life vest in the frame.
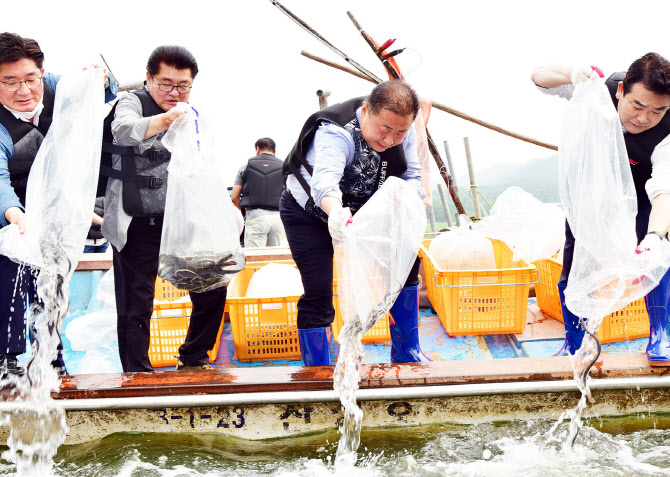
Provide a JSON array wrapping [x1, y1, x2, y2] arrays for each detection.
[[280, 79, 430, 366], [230, 137, 285, 247], [101, 45, 239, 373], [532, 53, 670, 365], [0, 32, 117, 378]]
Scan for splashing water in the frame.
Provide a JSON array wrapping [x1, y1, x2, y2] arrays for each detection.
[[1, 226, 72, 475], [333, 295, 397, 467], [333, 318, 364, 467], [551, 316, 603, 448]]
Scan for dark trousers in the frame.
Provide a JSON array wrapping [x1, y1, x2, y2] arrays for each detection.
[[0, 254, 66, 372], [0, 254, 30, 353], [279, 190, 419, 329], [113, 217, 227, 372]]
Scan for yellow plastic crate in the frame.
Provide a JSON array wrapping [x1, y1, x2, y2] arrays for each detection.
[[155, 276, 229, 314], [534, 257, 649, 344], [332, 279, 391, 344], [419, 238, 538, 336], [149, 302, 224, 367], [155, 276, 189, 301], [227, 260, 302, 361]]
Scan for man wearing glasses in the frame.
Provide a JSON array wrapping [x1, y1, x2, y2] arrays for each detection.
[[0, 32, 117, 378], [102, 45, 228, 373]]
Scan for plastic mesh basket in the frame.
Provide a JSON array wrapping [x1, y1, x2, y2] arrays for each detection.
[[419, 238, 538, 336], [149, 302, 223, 367], [533, 257, 649, 344]]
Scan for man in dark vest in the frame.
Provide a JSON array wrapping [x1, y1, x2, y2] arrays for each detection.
[[230, 137, 285, 247], [280, 80, 430, 366], [532, 53, 670, 366], [0, 32, 117, 378], [101, 45, 230, 373]]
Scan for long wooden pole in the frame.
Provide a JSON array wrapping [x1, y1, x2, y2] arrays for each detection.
[[299, 50, 558, 151]]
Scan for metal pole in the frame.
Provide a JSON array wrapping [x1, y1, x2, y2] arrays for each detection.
[[1, 376, 669, 412], [426, 204, 437, 233], [463, 137, 481, 219], [316, 89, 330, 110], [437, 184, 453, 227]]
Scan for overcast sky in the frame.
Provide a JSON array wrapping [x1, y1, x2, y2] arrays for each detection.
[[7, 0, 670, 186]]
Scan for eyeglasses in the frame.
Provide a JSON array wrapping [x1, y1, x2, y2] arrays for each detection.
[[0, 77, 43, 92], [151, 76, 192, 94]]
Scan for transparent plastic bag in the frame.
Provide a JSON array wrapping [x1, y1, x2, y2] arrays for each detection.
[[559, 74, 670, 325], [472, 186, 565, 263], [0, 69, 105, 277], [334, 177, 426, 333], [158, 105, 245, 292], [430, 216, 496, 270]]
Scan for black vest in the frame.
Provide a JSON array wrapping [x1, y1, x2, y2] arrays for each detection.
[[239, 154, 284, 210], [283, 96, 408, 219], [101, 88, 171, 217], [0, 83, 55, 206], [605, 72, 670, 241]]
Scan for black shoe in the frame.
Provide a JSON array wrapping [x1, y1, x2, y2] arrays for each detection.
[[0, 354, 25, 380], [175, 359, 213, 371]]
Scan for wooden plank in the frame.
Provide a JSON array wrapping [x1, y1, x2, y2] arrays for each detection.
[[52, 353, 664, 401]]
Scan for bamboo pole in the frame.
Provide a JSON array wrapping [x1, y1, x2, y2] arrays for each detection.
[[427, 205, 437, 233], [463, 137, 481, 220], [436, 183, 453, 228], [299, 50, 558, 151], [442, 141, 459, 192]]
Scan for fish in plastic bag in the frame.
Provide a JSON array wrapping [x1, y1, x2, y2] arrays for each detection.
[[559, 73, 670, 325], [0, 69, 105, 276], [334, 176, 425, 334], [158, 104, 245, 292]]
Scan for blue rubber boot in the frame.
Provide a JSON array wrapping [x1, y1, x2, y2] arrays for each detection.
[[390, 285, 431, 363], [298, 327, 333, 366], [644, 269, 670, 366], [554, 282, 586, 356]]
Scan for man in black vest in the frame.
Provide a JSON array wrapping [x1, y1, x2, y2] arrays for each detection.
[[101, 45, 229, 373], [280, 80, 429, 366], [532, 53, 670, 365], [0, 32, 117, 378], [230, 137, 285, 247]]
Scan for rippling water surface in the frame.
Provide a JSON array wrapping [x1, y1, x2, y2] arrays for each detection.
[[2, 415, 670, 476]]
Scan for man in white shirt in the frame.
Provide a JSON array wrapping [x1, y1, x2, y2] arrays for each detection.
[[532, 53, 670, 365]]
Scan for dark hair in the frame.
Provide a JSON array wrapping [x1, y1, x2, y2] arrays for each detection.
[[146, 45, 198, 79], [623, 52, 670, 96], [366, 80, 420, 119], [255, 137, 276, 153], [0, 32, 44, 69]]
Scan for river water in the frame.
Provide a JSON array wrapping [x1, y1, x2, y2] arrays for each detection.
[[1, 416, 669, 476]]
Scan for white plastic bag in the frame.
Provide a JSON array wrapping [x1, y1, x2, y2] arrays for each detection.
[[334, 177, 426, 333], [472, 186, 565, 263], [158, 105, 245, 292], [0, 69, 105, 276], [430, 216, 496, 270], [559, 74, 670, 325], [65, 269, 122, 374], [245, 263, 304, 298]]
